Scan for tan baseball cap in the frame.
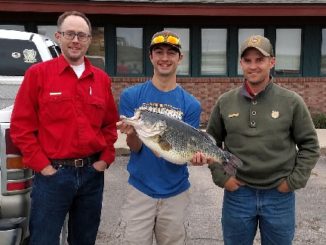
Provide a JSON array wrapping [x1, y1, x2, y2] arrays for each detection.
[[240, 35, 274, 57]]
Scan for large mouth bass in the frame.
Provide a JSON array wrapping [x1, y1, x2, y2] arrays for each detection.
[[120, 103, 242, 175]]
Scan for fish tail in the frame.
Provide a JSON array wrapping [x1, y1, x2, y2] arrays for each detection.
[[222, 152, 243, 176]]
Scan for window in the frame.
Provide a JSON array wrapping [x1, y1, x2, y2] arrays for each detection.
[[87, 27, 105, 70], [321, 29, 326, 74], [0, 38, 42, 76], [275, 28, 301, 75], [116, 27, 143, 75], [238, 28, 264, 75], [38, 25, 57, 43], [201, 29, 227, 75], [164, 28, 190, 75], [0, 25, 24, 31]]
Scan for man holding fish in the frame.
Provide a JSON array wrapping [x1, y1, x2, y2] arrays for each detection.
[[117, 30, 202, 245]]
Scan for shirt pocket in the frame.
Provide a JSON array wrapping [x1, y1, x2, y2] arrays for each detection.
[[40, 94, 74, 123], [86, 96, 106, 127]]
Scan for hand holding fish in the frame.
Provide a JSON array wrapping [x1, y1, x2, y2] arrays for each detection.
[[116, 121, 136, 135], [191, 152, 214, 166], [116, 121, 143, 152]]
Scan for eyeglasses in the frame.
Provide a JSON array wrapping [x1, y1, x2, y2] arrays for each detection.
[[151, 34, 180, 47], [58, 31, 91, 42]]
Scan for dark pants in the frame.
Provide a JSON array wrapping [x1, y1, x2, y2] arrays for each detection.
[[29, 164, 104, 245]]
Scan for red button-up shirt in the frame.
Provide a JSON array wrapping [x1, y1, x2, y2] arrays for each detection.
[[10, 55, 118, 172]]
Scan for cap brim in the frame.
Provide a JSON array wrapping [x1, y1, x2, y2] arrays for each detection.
[[241, 46, 270, 57], [150, 42, 181, 50]]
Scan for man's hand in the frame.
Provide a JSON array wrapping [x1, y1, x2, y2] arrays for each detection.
[[277, 179, 290, 193], [224, 176, 245, 191], [116, 121, 136, 135], [190, 152, 214, 166], [41, 165, 57, 176], [116, 121, 142, 152], [92, 160, 108, 172]]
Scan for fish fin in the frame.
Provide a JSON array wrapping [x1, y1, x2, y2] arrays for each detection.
[[222, 152, 243, 176], [158, 136, 172, 151]]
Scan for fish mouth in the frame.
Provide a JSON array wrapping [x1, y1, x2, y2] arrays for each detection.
[[120, 111, 167, 138], [120, 114, 139, 128], [120, 110, 141, 121]]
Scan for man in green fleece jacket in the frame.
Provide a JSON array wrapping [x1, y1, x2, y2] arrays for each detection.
[[193, 35, 320, 245]]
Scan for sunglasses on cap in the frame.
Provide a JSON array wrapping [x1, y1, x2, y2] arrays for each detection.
[[151, 34, 181, 47]]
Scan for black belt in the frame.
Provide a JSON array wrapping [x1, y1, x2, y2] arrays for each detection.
[[50, 153, 99, 168]]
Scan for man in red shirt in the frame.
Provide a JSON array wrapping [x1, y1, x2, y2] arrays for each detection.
[[10, 11, 118, 245]]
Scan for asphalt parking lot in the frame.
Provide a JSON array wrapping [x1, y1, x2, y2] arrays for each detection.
[[96, 155, 326, 245]]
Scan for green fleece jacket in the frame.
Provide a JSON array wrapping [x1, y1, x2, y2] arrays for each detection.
[[207, 80, 320, 190]]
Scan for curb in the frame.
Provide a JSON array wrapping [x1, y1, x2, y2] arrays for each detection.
[[115, 147, 130, 156], [321, 148, 326, 156]]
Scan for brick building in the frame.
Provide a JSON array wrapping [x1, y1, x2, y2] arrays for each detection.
[[1, 0, 326, 123]]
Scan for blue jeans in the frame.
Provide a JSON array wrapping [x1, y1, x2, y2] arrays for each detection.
[[29, 164, 104, 245], [222, 186, 295, 245]]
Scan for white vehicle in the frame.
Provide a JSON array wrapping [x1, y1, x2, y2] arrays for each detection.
[[0, 29, 60, 245]]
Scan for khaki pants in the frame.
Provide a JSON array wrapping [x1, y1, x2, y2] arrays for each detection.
[[122, 184, 190, 245]]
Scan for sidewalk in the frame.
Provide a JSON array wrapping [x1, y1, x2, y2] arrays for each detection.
[[98, 130, 326, 244], [114, 129, 326, 155], [318, 129, 326, 154], [97, 154, 326, 244]]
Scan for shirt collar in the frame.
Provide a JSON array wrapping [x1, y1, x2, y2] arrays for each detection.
[[244, 80, 256, 97], [58, 55, 94, 78], [241, 77, 274, 99]]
